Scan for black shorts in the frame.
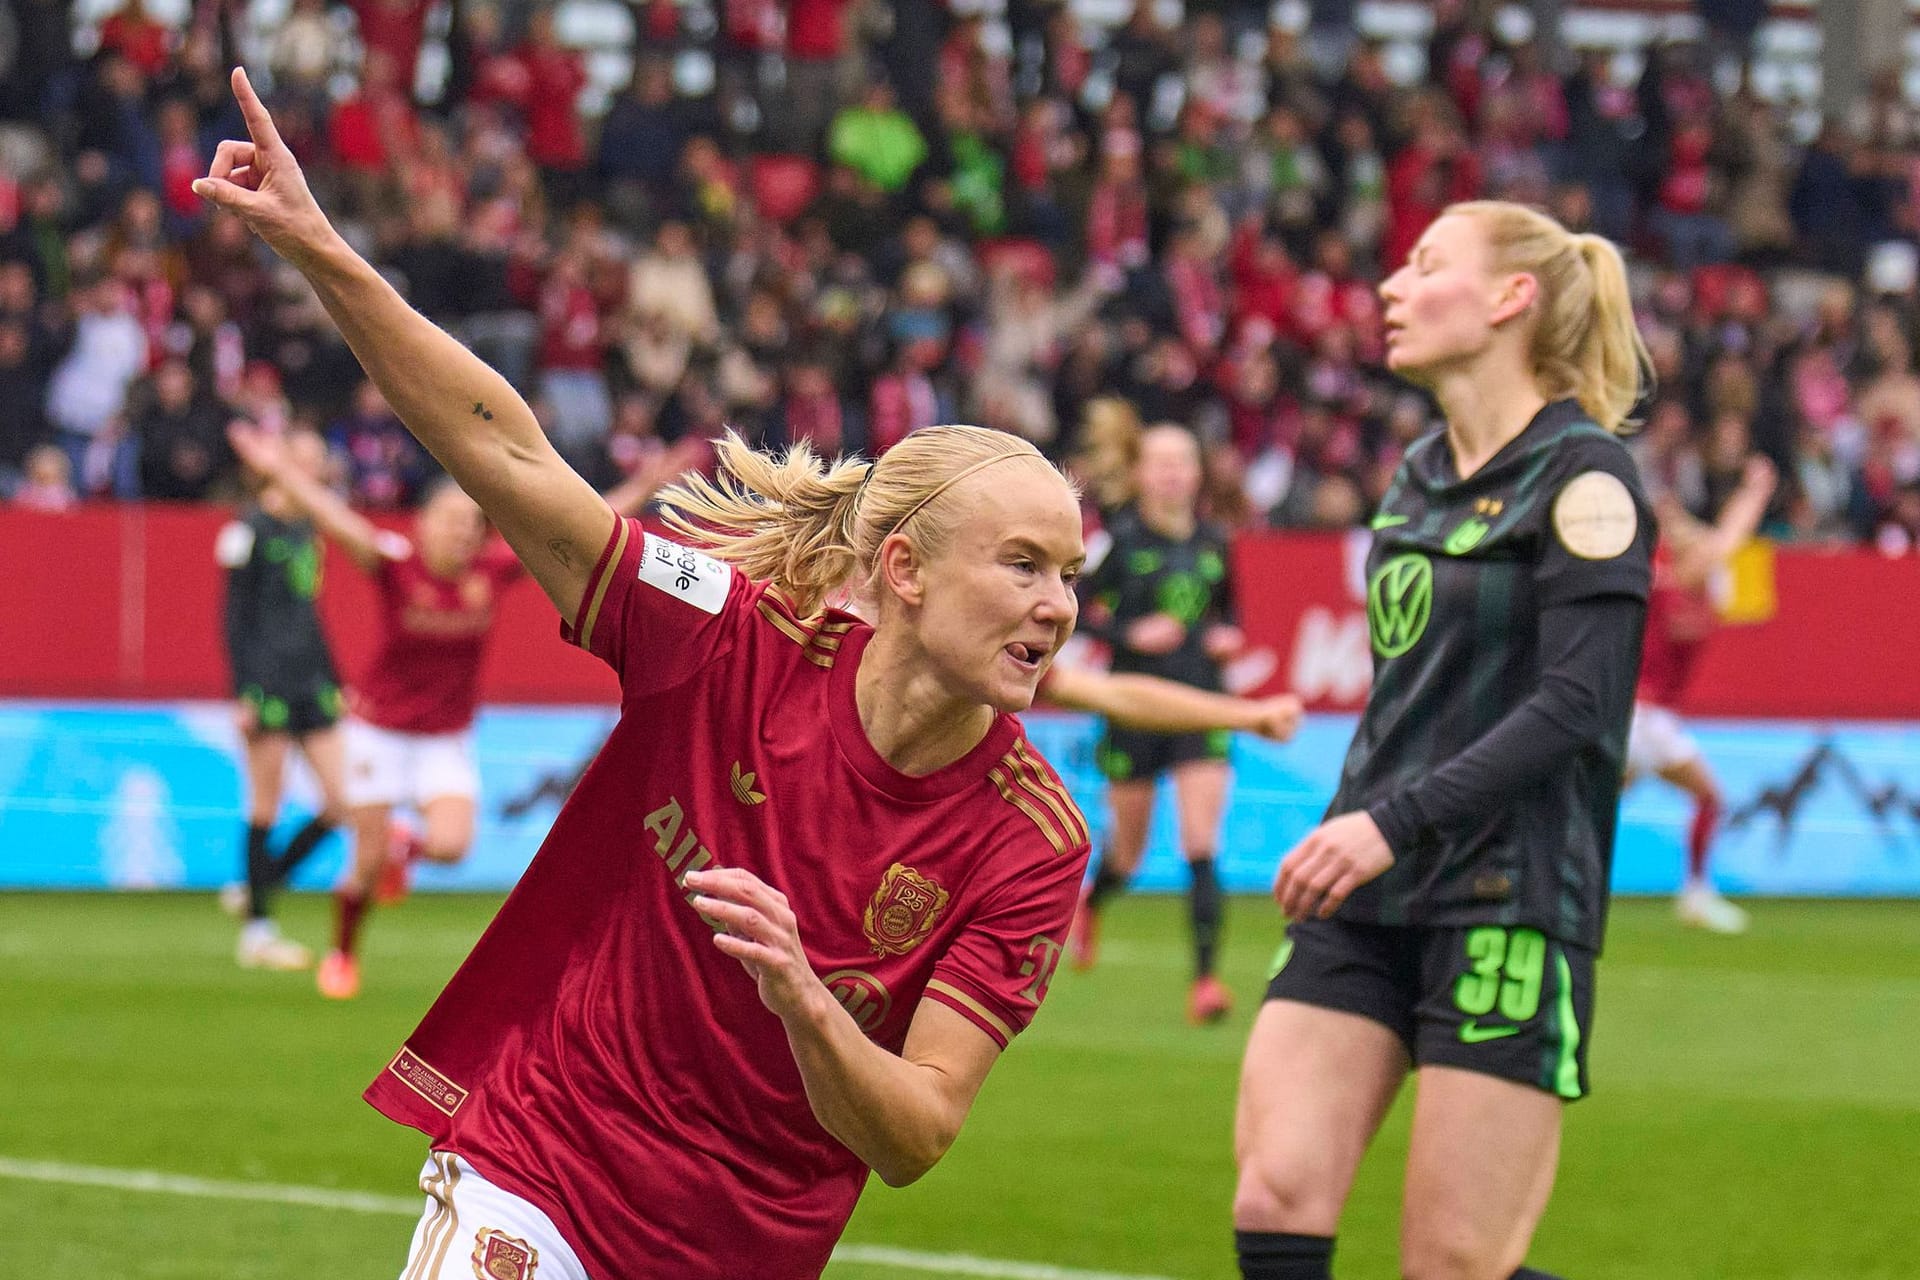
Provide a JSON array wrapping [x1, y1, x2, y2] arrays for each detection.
[[1096, 725, 1231, 782], [240, 681, 343, 737], [1264, 916, 1595, 1100]]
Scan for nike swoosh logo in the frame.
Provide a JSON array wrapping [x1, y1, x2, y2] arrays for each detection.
[[1458, 1020, 1522, 1044], [1370, 513, 1411, 530]]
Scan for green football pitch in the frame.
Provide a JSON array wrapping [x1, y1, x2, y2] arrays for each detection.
[[2, 892, 1916, 1279]]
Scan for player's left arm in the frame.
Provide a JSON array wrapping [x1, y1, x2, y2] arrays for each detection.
[[1044, 665, 1302, 740], [685, 866, 1002, 1187]]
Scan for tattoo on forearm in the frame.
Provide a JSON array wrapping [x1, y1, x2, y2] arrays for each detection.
[[471, 401, 494, 421], [548, 539, 576, 569]]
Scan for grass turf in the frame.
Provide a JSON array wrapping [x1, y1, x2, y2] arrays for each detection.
[[1, 893, 1916, 1279]]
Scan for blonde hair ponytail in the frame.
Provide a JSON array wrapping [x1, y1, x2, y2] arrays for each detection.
[[658, 426, 1057, 616], [1448, 201, 1653, 433]]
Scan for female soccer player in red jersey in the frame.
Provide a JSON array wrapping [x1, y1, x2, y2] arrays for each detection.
[[199, 69, 1094, 1278], [1628, 454, 1777, 934], [1234, 203, 1653, 1280], [229, 424, 526, 1000]]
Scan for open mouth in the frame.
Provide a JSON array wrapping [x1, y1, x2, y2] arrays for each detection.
[[1004, 641, 1052, 672]]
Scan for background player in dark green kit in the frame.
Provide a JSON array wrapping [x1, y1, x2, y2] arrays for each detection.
[[1232, 203, 1654, 1280], [216, 426, 349, 970], [1071, 423, 1246, 1025]]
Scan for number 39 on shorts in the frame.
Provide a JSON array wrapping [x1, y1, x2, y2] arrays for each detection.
[[1452, 926, 1547, 1021]]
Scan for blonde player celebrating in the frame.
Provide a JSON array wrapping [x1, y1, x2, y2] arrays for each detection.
[[1629, 454, 1777, 933], [1233, 203, 1653, 1280], [198, 69, 1097, 1278], [228, 426, 526, 1000]]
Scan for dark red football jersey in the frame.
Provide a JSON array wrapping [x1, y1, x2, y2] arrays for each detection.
[[1636, 541, 1717, 708], [349, 537, 525, 734], [363, 518, 1091, 1279]]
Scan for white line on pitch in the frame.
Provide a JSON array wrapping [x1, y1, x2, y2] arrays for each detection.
[[0, 1156, 1182, 1280]]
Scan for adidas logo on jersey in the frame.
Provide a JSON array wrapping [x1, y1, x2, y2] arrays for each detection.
[[730, 762, 767, 806]]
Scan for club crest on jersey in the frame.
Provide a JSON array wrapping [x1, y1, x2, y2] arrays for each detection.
[[471, 1228, 538, 1280], [1367, 553, 1433, 658], [864, 863, 950, 956]]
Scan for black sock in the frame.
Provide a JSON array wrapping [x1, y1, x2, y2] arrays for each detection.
[[244, 823, 274, 921], [1189, 856, 1223, 978], [1511, 1269, 1565, 1279], [1235, 1230, 1334, 1279], [272, 816, 337, 888], [1084, 857, 1128, 911]]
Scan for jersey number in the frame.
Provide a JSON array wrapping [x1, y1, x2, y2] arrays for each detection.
[[1452, 926, 1546, 1021]]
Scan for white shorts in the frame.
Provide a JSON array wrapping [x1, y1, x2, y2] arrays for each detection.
[[344, 718, 479, 810], [1626, 703, 1702, 780], [398, 1152, 589, 1280]]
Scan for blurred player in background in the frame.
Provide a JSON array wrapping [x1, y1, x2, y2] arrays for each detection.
[[1234, 203, 1652, 1280], [1071, 422, 1246, 1024], [1629, 454, 1778, 934], [198, 70, 1098, 1276], [229, 424, 525, 1001], [216, 425, 349, 971]]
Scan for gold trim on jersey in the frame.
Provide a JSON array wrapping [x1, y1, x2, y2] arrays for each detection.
[[925, 979, 1014, 1043], [989, 741, 1088, 856], [1011, 740, 1090, 846], [755, 590, 855, 668], [575, 518, 631, 652]]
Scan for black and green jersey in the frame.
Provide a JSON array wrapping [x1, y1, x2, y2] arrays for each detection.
[[1332, 400, 1653, 951], [218, 509, 338, 700], [1079, 505, 1236, 692]]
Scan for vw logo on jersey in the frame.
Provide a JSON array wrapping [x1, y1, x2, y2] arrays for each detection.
[[1368, 553, 1433, 658]]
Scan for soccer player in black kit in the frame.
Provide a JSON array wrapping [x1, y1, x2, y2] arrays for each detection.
[[1232, 202, 1653, 1280], [216, 426, 349, 970], [1071, 423, 1246, 1024]]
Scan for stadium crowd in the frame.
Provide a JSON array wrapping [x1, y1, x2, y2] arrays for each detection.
[[4, 0, 1920, 553]]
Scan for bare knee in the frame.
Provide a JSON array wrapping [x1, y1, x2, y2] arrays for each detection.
[[1402, 1223, 1520, 1280], [1231, 1153, 1344, 1236]]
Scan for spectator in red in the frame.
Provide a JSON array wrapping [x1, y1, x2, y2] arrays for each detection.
[[348, 0, 430, 99], [99, 0, 174, 78], [776, 356, 851, 453], [1087, 145, 1151, 274], [1382, 104, 1482, 269], [868, 341, 946, 455], [1164, 221, 1225, 357], [537, 248, 613, 470], [329, 50, 421, 193], [156, 97, 208, 228], [1227, 223, 1298, 351], [783, 0, 850, 152], [1654, 116, 1735, 271], [514, 9, 592, 207]]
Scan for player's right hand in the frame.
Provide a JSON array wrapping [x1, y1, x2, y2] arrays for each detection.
[[1124, 613, 1187, 655], [1740, 453, 1778, 497], [234, 699, 258, 735], [1246, 694, 1303, 742], [192, 68, 338, 270]]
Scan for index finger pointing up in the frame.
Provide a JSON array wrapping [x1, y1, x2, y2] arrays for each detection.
[[229, 67, 284, 153]]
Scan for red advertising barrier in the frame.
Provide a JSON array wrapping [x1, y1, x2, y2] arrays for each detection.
[[3, 506, 1917, 718]]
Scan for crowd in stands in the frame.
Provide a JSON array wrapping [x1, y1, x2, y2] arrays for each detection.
[[4, 0, 1920, 554]]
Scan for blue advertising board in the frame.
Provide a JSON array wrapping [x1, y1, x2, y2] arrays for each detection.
[[2, 701, 1917, 897]]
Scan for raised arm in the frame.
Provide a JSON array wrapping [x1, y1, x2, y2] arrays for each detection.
[[1042, 664, 1303, 741], [194, 68, 610, 620], [1668, 455, 1777, 591], [227, 422, 395, 573]]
